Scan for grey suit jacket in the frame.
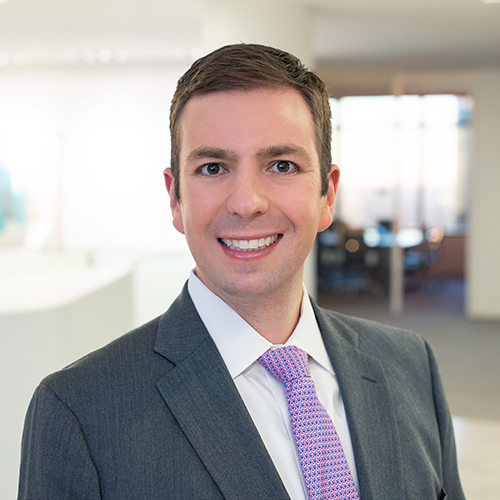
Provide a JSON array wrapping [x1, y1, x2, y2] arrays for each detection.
[[18, 285, 465, 500]]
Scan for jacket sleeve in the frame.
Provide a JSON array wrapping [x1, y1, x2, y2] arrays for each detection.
[[426, 341, 466, 500], [18, 383, 101, 500]]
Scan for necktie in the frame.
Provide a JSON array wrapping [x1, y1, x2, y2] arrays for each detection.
[[258, 345, 359, 500]]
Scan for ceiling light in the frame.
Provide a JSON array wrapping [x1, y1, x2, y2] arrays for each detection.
[[481, 0, 500, 3], [97, 49, 113, 63]]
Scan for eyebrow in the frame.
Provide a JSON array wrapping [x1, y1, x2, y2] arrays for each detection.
[[187, 144, 312, 164], [256, 144, 311, 161], [186, 147, 237, 163]]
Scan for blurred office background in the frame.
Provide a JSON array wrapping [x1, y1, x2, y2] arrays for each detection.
[[1, 0, 499, 498]]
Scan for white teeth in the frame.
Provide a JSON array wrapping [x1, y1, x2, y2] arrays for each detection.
[[221, 235, 279, 251]]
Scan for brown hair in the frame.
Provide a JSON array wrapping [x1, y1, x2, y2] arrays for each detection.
[[169, 43, 332, 200]]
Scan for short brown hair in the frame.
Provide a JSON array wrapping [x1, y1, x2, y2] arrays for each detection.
[[169, 43, 332, 200]]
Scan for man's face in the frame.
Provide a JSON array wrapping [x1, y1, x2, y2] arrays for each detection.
[[164, 87, 339, 304]]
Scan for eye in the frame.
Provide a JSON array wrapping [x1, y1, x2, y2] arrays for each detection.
[[270, 160, 298, 174], [199, 163, 225, 176]]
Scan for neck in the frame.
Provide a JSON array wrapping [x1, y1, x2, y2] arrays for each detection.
[[219, 280, 304, 345]]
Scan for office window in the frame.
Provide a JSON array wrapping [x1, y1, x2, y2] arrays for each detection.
[[330, 94, 471, 234]]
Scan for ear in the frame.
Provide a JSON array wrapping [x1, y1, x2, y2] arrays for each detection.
[[318, 164, 340, 232], [163, 168, 185, 235]]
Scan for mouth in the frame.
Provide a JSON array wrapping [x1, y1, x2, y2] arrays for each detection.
[[218, 234, 281, 252]]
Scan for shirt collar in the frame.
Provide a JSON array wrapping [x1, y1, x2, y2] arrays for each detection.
[[187, 271, 334, 379]]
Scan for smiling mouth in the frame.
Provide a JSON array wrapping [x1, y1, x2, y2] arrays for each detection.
[[219, 234, 281, 252]]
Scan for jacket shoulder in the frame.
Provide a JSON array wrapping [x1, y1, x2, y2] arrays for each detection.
[[315, 305, 425, 344], [313, 305, 431, 372]]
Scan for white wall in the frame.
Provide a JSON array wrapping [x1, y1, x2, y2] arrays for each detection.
[[132, 253, 195, 327], [0, 64, 190, 254], [467, 71, 500, 319]]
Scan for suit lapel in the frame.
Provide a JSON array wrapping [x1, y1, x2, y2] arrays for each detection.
[[154, 286, 290, 500], [313, 305, 405, 500]]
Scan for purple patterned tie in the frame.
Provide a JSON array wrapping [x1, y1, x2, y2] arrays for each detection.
[[258, 345, 359, 500]]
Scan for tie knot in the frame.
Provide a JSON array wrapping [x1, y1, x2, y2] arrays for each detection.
[[258, 345, 311, 385]]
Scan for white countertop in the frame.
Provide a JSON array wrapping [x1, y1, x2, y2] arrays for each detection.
[[0, 252, 132, 314]]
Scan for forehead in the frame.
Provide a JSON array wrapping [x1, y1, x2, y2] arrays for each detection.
[[178, 88, 317, 161]]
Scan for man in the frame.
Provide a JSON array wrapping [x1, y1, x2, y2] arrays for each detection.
[[19, 44, 464, 500]]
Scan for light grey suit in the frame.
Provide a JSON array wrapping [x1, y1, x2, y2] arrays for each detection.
[[18, 284, 464, 499]]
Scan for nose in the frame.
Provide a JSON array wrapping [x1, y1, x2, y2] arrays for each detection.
[[226, 167, 269, 218]]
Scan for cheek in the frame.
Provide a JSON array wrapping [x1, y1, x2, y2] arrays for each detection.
[[177, 194, 216, 239], [185, 185, 223, 219], [294, 193, 332, 235]]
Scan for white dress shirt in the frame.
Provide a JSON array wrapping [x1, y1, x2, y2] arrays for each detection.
[[188, 272, 359, 500]]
